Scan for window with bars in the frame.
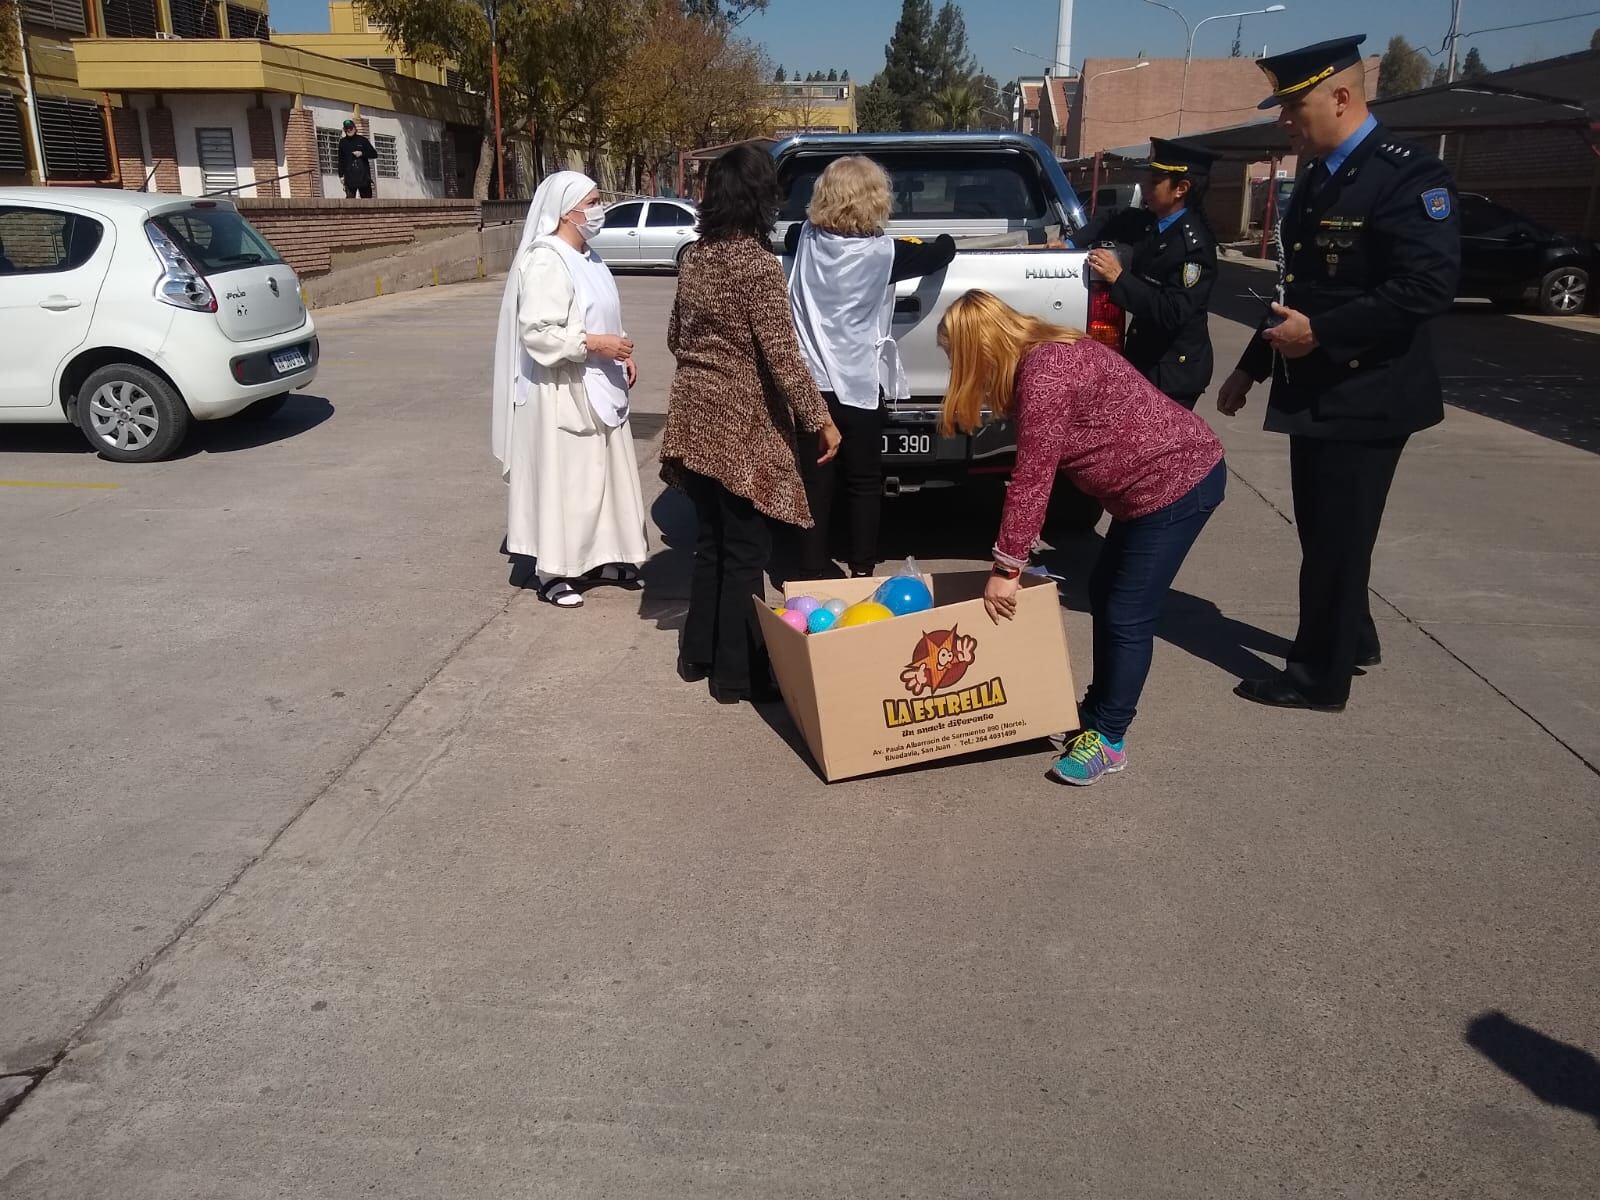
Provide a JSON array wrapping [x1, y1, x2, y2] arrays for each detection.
[[316, 127, 340, 175], [226, 4, 269, 40], [33, 97, 109, 180], [446, 69, 469, 93], [350, 57, 397, 73], [373, 133, 398, 178], [168, 0, 220, 38], [195, 127, 238, 194], [100, 0, 160, 37], [0, 95, 28, 174], [20, 0, 88, 34], [420, 139, 442, 182]]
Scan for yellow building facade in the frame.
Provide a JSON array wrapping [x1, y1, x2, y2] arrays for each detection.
[[1, 1, 490, 198]]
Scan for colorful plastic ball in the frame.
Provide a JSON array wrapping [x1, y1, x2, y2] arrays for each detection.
[[772, 606, 788, 616], [874, 575, 934, 617], [785, 595, 821, 616], [806, 607, 838, 634], [779, 608, 810, 633], [823, 598, 848, 617], [836, 600, 894, 628]]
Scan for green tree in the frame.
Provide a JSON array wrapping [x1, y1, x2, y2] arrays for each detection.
[[1432, 61, 1449, 85], [929, 82, 981, 131], [681, 0, 768, 25], [841, 68, 850, 81], [1591, 27, 1600, 50], [828, 68, 839, 82], [0, 1, 19, 68], [881, 0, 937, 129], [856, 72, 902, 132], [929, 1, 975, 91], [774, 64, 785, 81], [1376, 34, 1429, 98], [1459, 46, 1490, 80]]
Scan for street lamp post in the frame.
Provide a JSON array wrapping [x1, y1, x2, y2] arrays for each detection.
[[1141, 2, 1286, 135], [1083, 60, 1150, 208]]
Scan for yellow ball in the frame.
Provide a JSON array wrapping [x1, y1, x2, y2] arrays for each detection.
[[836, 600, 894, 628]]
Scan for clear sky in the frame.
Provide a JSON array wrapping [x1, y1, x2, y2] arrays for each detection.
[[269, 0, 1600, 86]]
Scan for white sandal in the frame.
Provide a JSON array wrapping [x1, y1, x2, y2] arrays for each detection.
[[539, 579, 584, 608]]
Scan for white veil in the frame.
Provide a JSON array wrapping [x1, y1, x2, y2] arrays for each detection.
[[490, 170, 598, 475]]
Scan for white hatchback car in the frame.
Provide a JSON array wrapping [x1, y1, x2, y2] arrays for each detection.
[[0, 188, 318, 463]]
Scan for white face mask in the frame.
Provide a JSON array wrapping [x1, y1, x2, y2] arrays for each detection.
[[570, 205, 605, 241]]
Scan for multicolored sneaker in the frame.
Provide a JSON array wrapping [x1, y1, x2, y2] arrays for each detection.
[[1049, 731, 1127, 786]]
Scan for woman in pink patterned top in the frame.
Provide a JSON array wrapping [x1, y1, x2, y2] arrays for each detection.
[[939, 290, 1226, 786]]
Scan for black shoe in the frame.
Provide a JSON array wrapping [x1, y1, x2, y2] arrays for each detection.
[[708, 681, 749, 705], [1234, 676, 1346, 713], [677, 657, 710, 684], [1354, 650, 1382, 674]]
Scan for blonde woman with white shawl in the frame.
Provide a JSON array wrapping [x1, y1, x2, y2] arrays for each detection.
[[491, 171, 649, 608]]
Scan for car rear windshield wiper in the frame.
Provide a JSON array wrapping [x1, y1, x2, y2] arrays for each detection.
[[216, 253, 264, 265]]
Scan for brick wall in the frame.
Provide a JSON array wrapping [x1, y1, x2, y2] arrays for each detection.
[[1445, 128, 1600, 239], [246, 107, 279, 197], [236, 197, 482, 278], [144, 107, 180, 194], [282, 108, 320, 198], [111, 107, 147, 190], [1071, 56, 1383, 158]]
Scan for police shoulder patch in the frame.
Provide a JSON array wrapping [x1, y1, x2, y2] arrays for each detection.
[[1421, 188, 1451, 221], [1182, 262, 1201, 288]]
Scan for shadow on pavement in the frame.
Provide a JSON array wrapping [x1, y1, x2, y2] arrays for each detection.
[[1466, 1011, 1600, 1127], [0, 394, 334, 459], [1033, 519, 1292, 686], [1213, 262, 1600, 454]]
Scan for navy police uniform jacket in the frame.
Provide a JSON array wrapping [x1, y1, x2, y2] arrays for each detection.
[[1077, 206, 1218, 399], [1238, 123, 1461, 440]]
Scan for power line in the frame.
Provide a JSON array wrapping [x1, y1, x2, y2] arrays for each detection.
[[1459, 8, 1600, 39]]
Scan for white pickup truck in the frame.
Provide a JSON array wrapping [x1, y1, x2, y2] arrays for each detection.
[[772, 132, 1124, 527]]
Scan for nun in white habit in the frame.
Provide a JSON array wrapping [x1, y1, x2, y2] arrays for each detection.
[[491, 171, 649, 607]]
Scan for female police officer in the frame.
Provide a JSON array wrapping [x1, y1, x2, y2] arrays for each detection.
[[1073, 139, 1221, 411]]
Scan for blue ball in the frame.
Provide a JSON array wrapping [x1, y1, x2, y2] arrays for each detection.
[[806, 606, 838, 634], [874, 575, 934, 617]]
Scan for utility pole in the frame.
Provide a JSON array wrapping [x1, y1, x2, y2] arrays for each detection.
[[484, 0, 507, 200], [1440, 0, 1463, 157]]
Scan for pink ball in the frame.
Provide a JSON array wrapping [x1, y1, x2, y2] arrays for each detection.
[[779, 608, 810, 634]]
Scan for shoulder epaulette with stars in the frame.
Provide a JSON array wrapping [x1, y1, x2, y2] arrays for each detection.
[[1376, 141, 1416, 164]]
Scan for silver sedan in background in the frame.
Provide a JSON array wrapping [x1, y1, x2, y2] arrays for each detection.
[[589, 198, 700, 271]]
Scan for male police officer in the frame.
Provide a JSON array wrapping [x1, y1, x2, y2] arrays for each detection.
[[1081, 140, 1216, 409], [1078, 139, 1221, 410], [1217, 36, 1460, 712], [338, 118, 378, 199]]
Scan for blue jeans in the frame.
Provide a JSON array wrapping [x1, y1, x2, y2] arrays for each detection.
[[1081, 460, 1226, 742]]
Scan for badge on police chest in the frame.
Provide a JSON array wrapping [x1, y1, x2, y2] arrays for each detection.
[[1182, 262, 1201, 288]]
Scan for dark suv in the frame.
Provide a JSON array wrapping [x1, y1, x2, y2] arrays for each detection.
[[1458, 193, 1593, 316]]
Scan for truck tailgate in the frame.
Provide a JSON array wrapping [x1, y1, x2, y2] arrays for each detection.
[[888, 248, 1091, 401]]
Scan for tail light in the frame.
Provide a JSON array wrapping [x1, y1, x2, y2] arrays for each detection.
[[145, 221, 218, 313], [1087, 280, 1125, 349]]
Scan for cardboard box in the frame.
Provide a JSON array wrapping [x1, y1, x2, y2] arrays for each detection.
[[755, 572, 1078, 782]]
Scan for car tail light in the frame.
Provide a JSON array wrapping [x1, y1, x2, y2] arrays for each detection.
[[1087, 280, 1125, 349], [145, 221, 217, 313]]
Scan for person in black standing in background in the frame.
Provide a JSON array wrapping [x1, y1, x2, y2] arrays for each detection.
[[1074, 139, 1220, 410], [338, 118, 378, 199], [1217, 35, 1461, 712]]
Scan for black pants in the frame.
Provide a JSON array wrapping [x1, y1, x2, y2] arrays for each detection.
[[680, 469, 774, 693], [343, 180, 373, 199], [1285, 434, 1408, 705], [796, 393, 885, 577]]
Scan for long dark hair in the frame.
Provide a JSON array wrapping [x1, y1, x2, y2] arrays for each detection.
[[696, 142, 782, 243], [1166, 169, 1216, 240]]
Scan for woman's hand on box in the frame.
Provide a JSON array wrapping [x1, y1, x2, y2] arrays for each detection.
[[983, 574, 1020, 624]]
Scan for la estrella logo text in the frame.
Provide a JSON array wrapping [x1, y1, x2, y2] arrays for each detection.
[[883, 627, 1007, 728]]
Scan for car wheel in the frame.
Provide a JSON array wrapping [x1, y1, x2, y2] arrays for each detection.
[[675, 243, 693, 271], [237, 393, 289, 421], [1537, 266, 1588, 316], [76, 364, 190, 463]]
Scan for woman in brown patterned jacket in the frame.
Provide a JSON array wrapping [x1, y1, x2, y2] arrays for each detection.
[[661, 144, 841, 704]]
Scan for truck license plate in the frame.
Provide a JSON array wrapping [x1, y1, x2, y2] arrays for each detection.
[[272, 348, 307, 374], [881, 428, 934, 460]]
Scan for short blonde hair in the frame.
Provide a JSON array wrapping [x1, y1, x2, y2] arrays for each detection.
[[807, 156, 893, 237]]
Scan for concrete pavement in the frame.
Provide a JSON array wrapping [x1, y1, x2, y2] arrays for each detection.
[[1, 272, 1597, 1196]]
